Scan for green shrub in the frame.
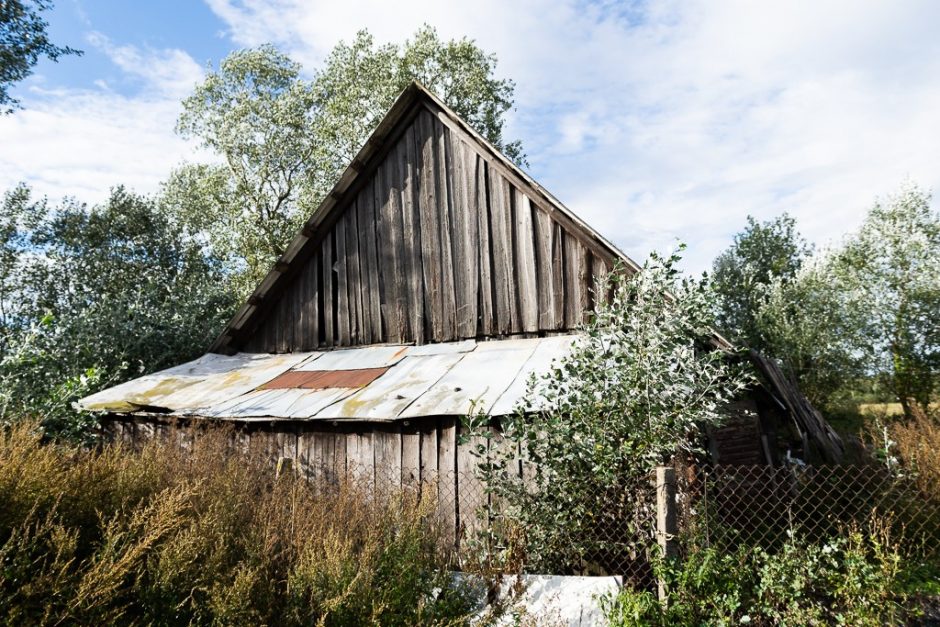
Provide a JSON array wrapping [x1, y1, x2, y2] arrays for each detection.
[[0, 422, 476, 626], [602, 526, 917, 627]]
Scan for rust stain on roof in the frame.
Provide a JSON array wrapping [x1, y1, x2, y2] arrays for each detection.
[[260, 367, 389, 390]]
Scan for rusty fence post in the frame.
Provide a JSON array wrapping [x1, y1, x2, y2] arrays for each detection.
[[654, 465, 678, 602]]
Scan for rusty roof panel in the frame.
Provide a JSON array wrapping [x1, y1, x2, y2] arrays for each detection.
[[317, 352, 465, 419], [262, 368, 389, 390], [78, 352, 311, 413]]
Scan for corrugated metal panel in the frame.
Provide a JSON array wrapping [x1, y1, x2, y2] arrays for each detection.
[[408, 340, 476, 356], [78, 352, 311, 413], [260, 368, 388, 390], [80, 335, 581, 420], [401, 339, 540, 417], [317, 352, 466, 419], [293, 345, 410, 371], [489, 335, 576, 415]]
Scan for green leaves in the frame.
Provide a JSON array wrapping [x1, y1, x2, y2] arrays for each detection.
[[0, 0, 82, 113], [472, 248, 751, 571], [170, 27, 521, 298], [0, 185, 237, 439]]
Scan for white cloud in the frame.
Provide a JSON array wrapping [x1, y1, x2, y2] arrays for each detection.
[[206, 0, 940, 271], [86, 32, 205, 99], [0, 39, 206, 204]]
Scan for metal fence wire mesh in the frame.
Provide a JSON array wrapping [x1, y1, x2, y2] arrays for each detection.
[[678, 465, 940, 559]]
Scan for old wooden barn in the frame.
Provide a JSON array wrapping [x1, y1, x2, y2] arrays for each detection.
[[79, 83, 844, 541]]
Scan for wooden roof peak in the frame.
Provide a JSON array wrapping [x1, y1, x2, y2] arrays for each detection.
[[210, 81, 641, 354]]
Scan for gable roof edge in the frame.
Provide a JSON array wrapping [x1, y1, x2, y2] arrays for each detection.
[[210, 82, 640, 354]]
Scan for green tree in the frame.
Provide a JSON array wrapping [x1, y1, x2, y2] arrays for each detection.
[[0, 0, 81, 113], [0, 185, 236, 438], [836, 185, 940, 419], [168, 27, 521, 297], [712, 213, 812, 349], [467, 248, 751, 572], [755, 254, 869, 409]]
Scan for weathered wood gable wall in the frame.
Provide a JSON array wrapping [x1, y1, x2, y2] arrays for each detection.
[[240, 106, 617, 353]]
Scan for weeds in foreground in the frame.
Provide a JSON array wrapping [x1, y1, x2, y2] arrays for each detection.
[[601, 517, 933, 627], [0, 422, 476, 626]]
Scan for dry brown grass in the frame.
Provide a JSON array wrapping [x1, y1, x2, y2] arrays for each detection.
[[0, 422, 478, 626], [883, 415, 940, 504]]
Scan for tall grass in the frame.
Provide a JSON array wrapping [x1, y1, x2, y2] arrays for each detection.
[[0, 422, 476, 626]]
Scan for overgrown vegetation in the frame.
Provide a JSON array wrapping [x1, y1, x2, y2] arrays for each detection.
[[0, 186, 235, 439], [0, 422, 476, 625], [713, 184, 940, 420], [467, 248, 751, 573], [601, 519, 933, 626]]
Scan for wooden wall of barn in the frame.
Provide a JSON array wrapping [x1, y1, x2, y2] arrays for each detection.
[[103, 415, 515, 545], [239, 107, 614, 353]]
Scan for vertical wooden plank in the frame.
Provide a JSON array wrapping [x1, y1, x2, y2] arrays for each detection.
[[451, 138, 480, 338], [345, 429, 361, 485], [477, 158, 495, 336], [374, 425, 402, 497], [401, 422, 421, 490], [438, 417, 458, 546], [437, 122, 458, 341], [533, 208, 555, 330], [303, 254, 320, 350], [513, 188, 539, 332], [360, 430, 375, 494], [592, 255, 610, 310], [391, 155, 409, 344], [551, 222, 566, 330], [489, 172, 516, 334], [578, 247, 591, 324], [419, 420, 439, 484], [456, 425, 487, 541], [344, 208, 363, 344], [400, 124, 425, 344], [291, 269, 304, 352], [334, 216, 351, 345], [296, 430, 313, 482], [564, 232, 585, 328], [331, 428, 346, 487], [416, 111, 444, 340], [275, 297, 290, 353], [321, 235, 334, 346], [358, 183, 382, 343], [352, 198, 372, 345], [376, 157, 402, 342]]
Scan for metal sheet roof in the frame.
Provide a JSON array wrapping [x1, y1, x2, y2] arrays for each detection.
[[77, 335, 579, 421]]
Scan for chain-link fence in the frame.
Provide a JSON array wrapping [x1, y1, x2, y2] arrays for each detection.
[[315, 461, 938, 585], [678, 464, 940, 559]]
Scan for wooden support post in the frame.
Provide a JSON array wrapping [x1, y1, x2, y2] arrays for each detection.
[[655, 465, 678, 601]]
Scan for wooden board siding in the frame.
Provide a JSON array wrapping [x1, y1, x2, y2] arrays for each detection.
[[237, 106, 615, 353], [106, 415, 511, 549]]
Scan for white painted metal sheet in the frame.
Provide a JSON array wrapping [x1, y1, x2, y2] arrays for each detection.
[[489, 335, 577, 415], [287, 387, 359, 418], [78, 352, 310, 413], [293, 345, 410, 371], [401, 339, 539, 417], [80, 335, 581, 420], [317, 352, 466, 419], [407, 340, 476, 356]]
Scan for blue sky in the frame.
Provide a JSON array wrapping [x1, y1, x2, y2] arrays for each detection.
[[3, 0, 940, 272]]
